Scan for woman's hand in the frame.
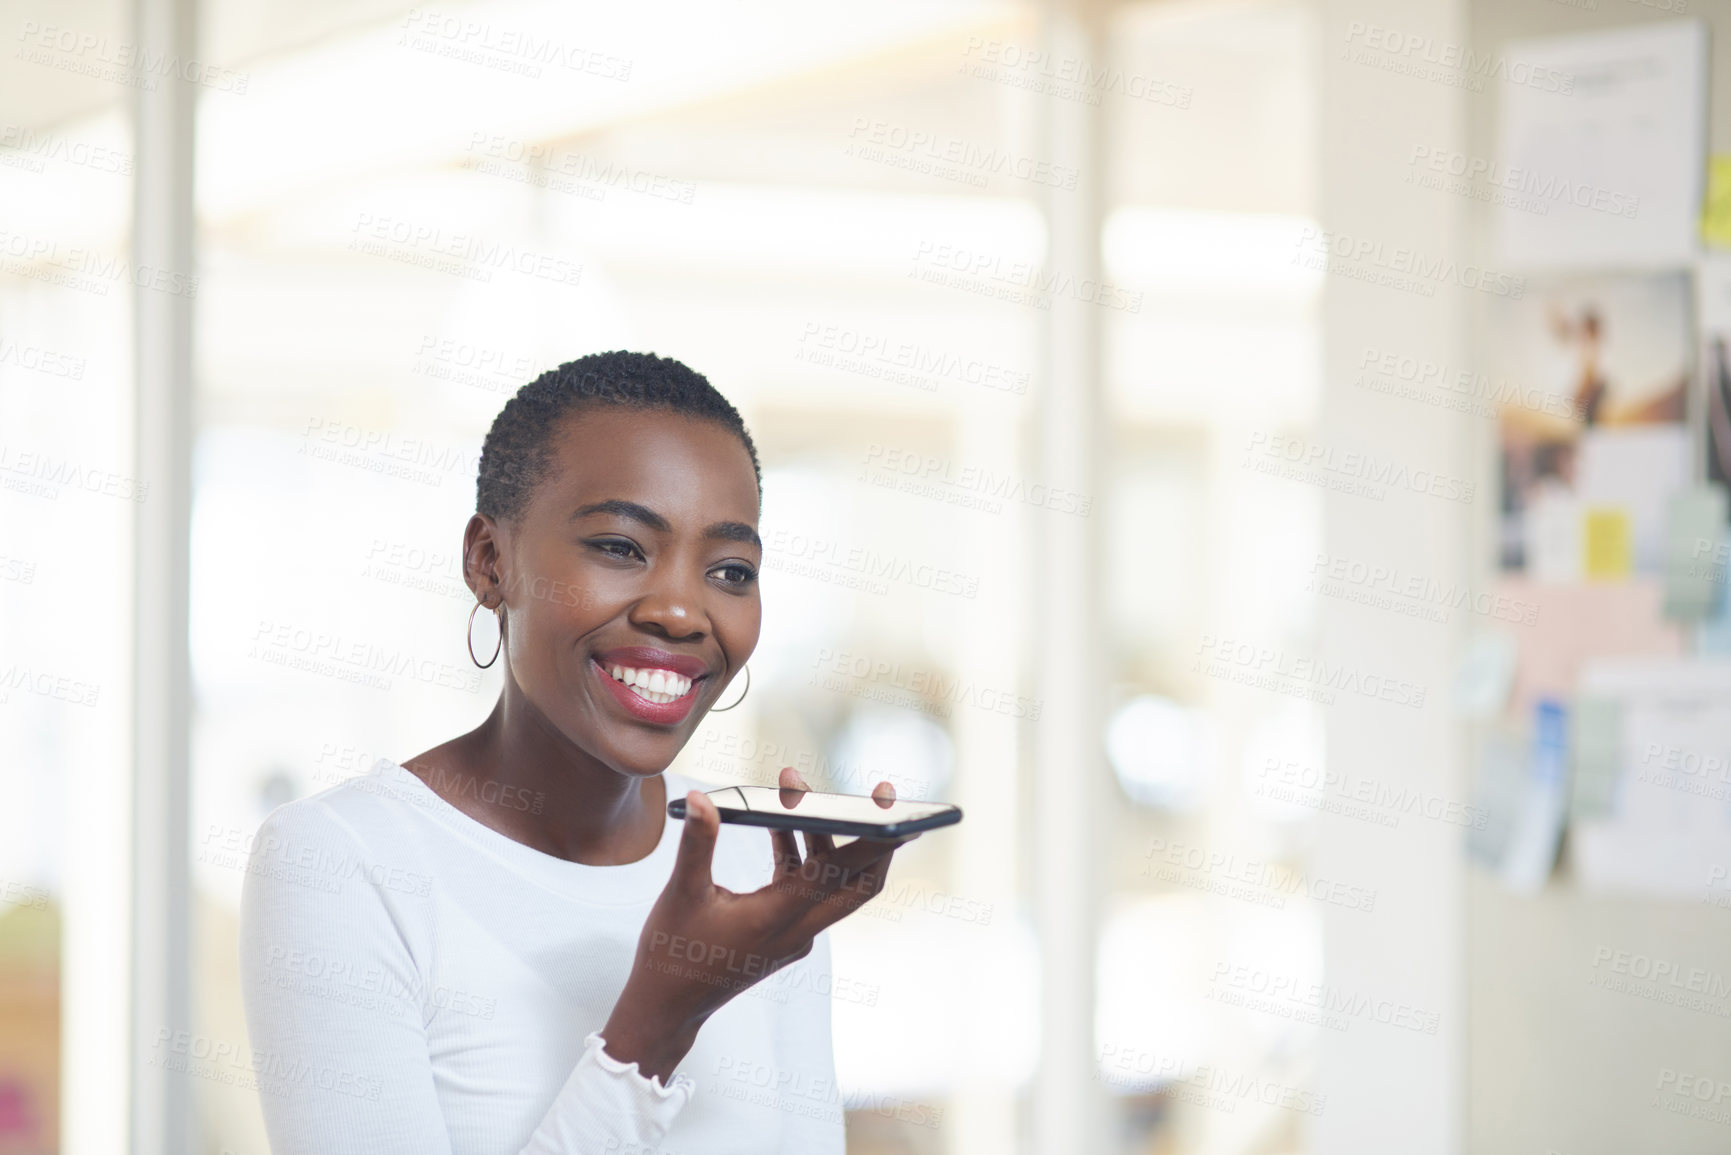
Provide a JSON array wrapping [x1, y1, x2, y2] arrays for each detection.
[[600, 768, 910, 1083]]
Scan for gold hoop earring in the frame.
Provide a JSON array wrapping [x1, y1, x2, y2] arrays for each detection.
[[467, 600, 502, 669], [709, 665, 750, 712]]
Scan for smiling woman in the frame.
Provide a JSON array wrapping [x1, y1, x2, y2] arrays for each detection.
[[236, 352, 911, 1155]]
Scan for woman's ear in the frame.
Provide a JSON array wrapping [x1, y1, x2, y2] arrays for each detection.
[[463, 513, 508, 607]]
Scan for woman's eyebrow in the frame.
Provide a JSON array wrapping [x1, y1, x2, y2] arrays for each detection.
[[571, 501, 759, 550], [570, 499, 669, 531], [706, 521, 762, 550]]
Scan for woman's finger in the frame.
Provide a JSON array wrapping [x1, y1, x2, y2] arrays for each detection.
[[790, 845, 901, 938], [759, 831, 896, 922], [779, 766, 835, 858], [871, 779, 896, 808], [769, 827, 802, 876], [777, 765, 810, 808]]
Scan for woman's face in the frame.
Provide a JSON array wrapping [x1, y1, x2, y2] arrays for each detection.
[[475, 406, 762, 777]]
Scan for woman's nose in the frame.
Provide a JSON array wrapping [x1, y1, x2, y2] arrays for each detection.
[[627, 569, 708, 640]]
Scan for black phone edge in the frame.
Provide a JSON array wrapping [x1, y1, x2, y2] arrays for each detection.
[[665, 798, 962, 840]]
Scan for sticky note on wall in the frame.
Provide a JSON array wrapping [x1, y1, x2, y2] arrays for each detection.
[[1664, 485, 1729, 620], [1570, 696, 1623, 819], [1704, 155, 1731, 249], [1583, 507, 1633, 580]]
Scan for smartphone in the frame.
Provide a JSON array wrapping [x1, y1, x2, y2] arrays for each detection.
[[666, 785, 962, 839]]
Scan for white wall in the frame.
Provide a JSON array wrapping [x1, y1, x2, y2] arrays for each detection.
[[1315, 0, 1469, 1150]]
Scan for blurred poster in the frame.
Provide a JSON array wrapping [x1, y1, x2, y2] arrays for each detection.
[[1572, 658, 1731, 899], [1466, 699, 1569, 895], [1495, 274, 1691, 577], [1699, 257, 1731, 504], [1495, 21, 1706, 270]]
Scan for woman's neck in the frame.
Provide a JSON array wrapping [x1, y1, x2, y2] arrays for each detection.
[[403, 693, 668, 866]]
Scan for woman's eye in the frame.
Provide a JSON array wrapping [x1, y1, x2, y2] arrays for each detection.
[[712, 563, 758, 586], [589, 538, 643, 561]]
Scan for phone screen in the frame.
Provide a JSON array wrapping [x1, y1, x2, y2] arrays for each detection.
[[709, 786, 954, 828]]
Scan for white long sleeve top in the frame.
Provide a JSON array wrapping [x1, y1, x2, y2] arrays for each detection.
[[237, 757, 845, 1154]]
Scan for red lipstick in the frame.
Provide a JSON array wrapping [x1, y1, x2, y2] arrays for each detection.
[[590, 648, 712, 726]]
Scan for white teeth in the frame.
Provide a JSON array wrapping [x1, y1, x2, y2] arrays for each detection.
[[604, 663, 693, 703]]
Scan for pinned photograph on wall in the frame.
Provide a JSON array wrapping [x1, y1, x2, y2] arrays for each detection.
[[1698, 257, 1731, 521], [1494, 273, 1692, 580]]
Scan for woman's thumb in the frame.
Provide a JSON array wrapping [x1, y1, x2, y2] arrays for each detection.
[[673, 790, 718, 896]]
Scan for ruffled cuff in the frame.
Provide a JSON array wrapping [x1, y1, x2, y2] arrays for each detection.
[[583, 1030, 696, 1106], [517, 1031, 694, 1153]]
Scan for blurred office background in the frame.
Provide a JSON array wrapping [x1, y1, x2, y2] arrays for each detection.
[[4, 0, 1731, 1152]]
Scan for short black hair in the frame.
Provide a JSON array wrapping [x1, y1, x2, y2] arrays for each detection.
[[476, 350, 762, 524]]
